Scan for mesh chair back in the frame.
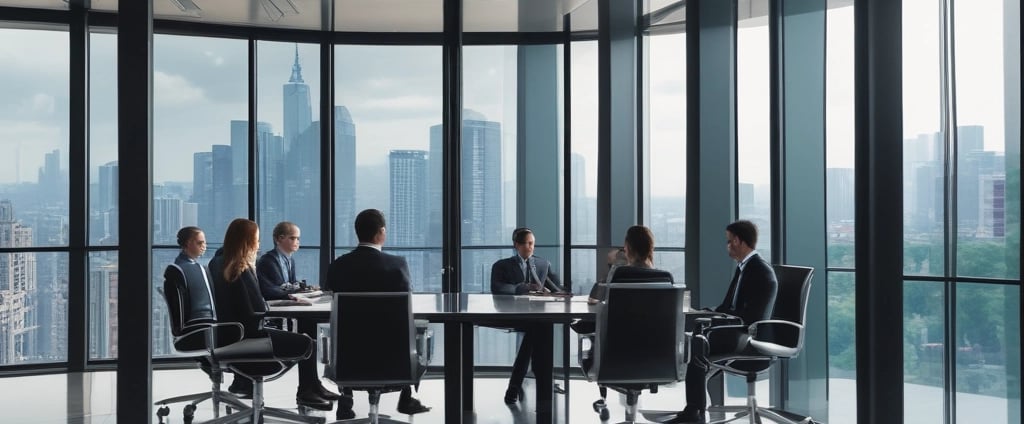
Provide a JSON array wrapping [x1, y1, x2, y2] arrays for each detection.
[[595, 282, 685, 384], [163, 264, 210, 352], [329, 292, 419, 387]]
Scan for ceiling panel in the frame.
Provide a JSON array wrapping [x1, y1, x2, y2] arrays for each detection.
[[153, 0, 325, 31], [0, 0, 66, 10], [334, 0, 442, 32]]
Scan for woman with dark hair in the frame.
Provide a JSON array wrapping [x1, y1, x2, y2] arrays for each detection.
[[209, 218, 335, 411], [578, 225, 674, 419]]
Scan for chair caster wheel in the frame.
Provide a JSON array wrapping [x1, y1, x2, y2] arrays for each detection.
[[156, 405, 170, 424], [599, 407, 610, 420], [183, 403, 196, 424]]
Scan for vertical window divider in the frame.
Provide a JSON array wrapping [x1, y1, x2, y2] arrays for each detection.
[[938, 0, 960, 422], [320, 38, 335, 280], [248, 38, 258, 221], [68, 2, 90, 372]]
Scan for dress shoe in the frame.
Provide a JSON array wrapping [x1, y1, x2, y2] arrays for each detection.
[[315, 384, 342, 401], [336, 408, 356, 420], [295, 389, 333, 411], [666, 406, 705, 424], [396, 396, 431, 415], [227, 380, 253, 399], [504, 386, 525, 404]]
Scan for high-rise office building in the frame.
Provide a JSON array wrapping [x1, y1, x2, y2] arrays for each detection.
[[211, 145, 234, 241], [192, 152, 213, 238], [153, 198, 183, 245], [389, 150, 428, 247], [38, 149, 65, 204], [87, 259, 116, 359], [826, 168, 856, 223], [97, 161, 118, 213], [283, 45, 312, 147], [258, 125, 287, 235], [335, 106, 357, 248], [432, 110, 503, 246], [979, 174, 1007, 238], [0, 200, 37, 364]]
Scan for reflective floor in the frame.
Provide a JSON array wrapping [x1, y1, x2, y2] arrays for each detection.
[[0, 367, 701, 424]]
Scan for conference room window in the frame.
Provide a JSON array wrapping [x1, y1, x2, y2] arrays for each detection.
[[255, 41, 321, 283], [90, 31, 118, 247], [153, 35, 248, 248], [950, 0, 1020, 419], [736, 1, 772, 263], [461, 44, 565, 366], [333, 44, 443, 294], [570, 39, 598, 294], [0, 25, 70, 366], [644, 31, 686, 282], [902, 0, 1021, 422], [825, 3, 857, 424]]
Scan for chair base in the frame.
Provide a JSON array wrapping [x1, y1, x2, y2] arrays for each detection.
[[330, 417, 407, 424], [639, 409, 684, 422], [707, 405, 813, 424]]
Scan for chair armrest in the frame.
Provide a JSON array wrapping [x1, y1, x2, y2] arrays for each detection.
[[747, 320, 803, 347]]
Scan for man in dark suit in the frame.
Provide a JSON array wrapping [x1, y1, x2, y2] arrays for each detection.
[[253, 222, 342, 406], [326, 209, 429, 419], [256, 221, 301, 301], [673, 220, 778, 423], [490, 227, 564, 404]]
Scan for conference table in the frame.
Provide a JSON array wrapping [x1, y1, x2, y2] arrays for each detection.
[[269, 292, 597, 424]]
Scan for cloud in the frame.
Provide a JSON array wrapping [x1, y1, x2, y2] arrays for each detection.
[[23, 93, 56, 115], [153, 71, 206, 106]]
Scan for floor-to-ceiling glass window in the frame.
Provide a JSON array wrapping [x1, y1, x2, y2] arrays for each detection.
[[332, 44, 443, 294], [736, 1, 772, 262], [825, 2, 857, 423], [950, 1, 1020, 422], [0, 25, 69, 366], [570, 39, 598, 296], [87, 30, 118, 361], [644, 31, 686, 283], [903, 0, 1021, 422], [151, 34, 248, 359], [256, 41, 321, 284]]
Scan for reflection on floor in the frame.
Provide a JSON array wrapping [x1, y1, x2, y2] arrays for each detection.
[[0, 368, 705, 424], [0, 368, 910, 423]]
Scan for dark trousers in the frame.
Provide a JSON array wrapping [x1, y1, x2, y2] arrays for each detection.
[[509, 324, 552, 389], [231, 318, 320, 393], [685, 329, 750, 409]]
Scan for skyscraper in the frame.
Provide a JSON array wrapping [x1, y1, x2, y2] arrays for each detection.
[[211, 145, 234, 241], [0, 200, 38, 364], [283, 45, 312, 147], [153, 198, 183, 245], [429, 110, 503, 246], [192, 152, 214, 238], [389, 150, 428, 247], [335, 106, 357, 247]]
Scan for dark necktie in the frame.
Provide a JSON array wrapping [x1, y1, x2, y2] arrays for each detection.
[[730, 266, 742, 309]]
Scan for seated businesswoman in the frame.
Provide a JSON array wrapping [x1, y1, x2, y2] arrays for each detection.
[[490, 227, 564, 405], [208, 218, 334, 411], [573, 225, 674, 417]]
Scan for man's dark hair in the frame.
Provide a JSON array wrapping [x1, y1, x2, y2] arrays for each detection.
[[176, 226, 202, 248], [512, 227, 533, 244], [354, 209, 386, 243], [726, 220, 758, 249]]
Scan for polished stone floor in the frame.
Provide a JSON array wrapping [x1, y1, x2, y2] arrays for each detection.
[[0, 367, 741, 424]]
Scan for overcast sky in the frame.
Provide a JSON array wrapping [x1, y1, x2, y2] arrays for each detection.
[[0, 1, 1013, 196]]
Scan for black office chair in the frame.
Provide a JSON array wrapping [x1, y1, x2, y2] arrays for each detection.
[[579, 282, 687, 423], [326, 292, 433, 424], [701, 264, 815, 424], [157, 264, 324, 424], [156, 264, 249, 424]]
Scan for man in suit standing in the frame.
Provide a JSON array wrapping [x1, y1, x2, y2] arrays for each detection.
[[490, 227, 564, 404], [673, 220, 778, 423], [326, 209, 430, 419]]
